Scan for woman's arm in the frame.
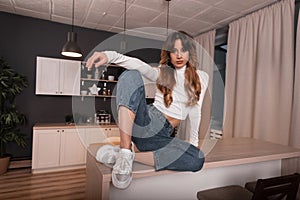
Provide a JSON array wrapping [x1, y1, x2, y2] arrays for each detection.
[[86, 51, 158, 82]]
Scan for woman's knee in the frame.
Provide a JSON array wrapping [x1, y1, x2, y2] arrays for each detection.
[[116, 70, 146, 116], [190, 155, 205, 172], [118, 70, 143, 85], [188, 147, 205, 172], [117, 70, 144, 95]]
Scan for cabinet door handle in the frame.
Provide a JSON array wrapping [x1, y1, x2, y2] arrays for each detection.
[[62, 130, 64, 132], [57, 130, 59, 132]]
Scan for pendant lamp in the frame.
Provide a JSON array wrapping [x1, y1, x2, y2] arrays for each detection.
[[61, 0, 82, 57]]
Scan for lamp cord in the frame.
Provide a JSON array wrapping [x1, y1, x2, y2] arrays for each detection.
[[72, 0, 74, 32], [123, 0, 127, 35], [166, 0, 170, 35]]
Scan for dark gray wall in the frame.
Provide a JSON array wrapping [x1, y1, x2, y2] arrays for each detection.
[[0, 12, 162, 159]]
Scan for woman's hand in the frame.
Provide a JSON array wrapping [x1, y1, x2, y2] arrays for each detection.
[[86, 52, 108, 70]]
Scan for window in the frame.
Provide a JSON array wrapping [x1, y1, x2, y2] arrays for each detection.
[[210, 45, 226, 131]]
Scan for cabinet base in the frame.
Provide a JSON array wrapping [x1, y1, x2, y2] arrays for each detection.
[[32, 164, 85, 174]]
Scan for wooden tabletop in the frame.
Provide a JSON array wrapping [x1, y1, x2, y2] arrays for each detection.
[[202, 138, 300, 169], [88, 137, 300, 183]]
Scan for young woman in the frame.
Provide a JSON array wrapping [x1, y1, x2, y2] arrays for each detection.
[[86, 31, 209, 189]]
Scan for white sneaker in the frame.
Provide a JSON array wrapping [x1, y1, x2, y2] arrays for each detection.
[[112, 144, 135, 189], [96, 145, 120, 168]]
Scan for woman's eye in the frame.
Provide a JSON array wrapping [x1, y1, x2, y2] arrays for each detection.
[[170, 49, 177, 53], [181, 48, 187, 52]]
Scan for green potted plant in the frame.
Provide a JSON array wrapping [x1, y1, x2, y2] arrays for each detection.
[[0, 58, 28, 174]]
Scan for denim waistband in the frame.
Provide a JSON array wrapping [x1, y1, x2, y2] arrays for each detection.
[[148, 104, 174, 133]]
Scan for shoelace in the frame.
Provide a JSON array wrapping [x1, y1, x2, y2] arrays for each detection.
[[113, 152, 132, 175], [104, 151, 116, 164]]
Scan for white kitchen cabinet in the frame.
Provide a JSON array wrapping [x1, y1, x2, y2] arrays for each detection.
[[104, 127, 120, 138], [71, 127, 119, 149], [32, 127, 86, 173], [60, 128, 86, 166], [32, 129, 61, 169], [36, 56, 81, 95], [32, 124, 119, 173]]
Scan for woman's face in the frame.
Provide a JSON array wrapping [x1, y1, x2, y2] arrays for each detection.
[[169, 39, 189, 69]]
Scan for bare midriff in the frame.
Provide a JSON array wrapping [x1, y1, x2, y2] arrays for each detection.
[[164, 114, 181, 128]]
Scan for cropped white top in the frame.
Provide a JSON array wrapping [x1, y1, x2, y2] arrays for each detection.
[[104, 51, 209, 147]]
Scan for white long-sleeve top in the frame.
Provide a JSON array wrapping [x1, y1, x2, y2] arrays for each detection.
[[104, 51, 209, 147]]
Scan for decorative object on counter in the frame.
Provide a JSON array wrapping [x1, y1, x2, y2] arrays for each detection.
[[89, 84, 100, 95], [61, 0, 82, 58], [86, 117, 93, 124], [96, 110, 111, 124], [94, 113, 99, 124], [65, 114, 74, 124], [73, 113, 87, 124], [0, 58, 28, 175]]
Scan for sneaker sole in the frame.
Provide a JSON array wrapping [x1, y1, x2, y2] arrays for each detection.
[[112, 173, 132, 189]]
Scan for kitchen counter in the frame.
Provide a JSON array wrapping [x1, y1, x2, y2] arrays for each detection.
[[33, 123, 118, 130], [32, 123, 120, 174]]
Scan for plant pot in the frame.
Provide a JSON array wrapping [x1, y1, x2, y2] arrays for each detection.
[[0, 156, 10, 175]]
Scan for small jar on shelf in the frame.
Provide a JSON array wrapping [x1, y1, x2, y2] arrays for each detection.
[[102, 83, 107, 95], [94, 68, 100, 80]]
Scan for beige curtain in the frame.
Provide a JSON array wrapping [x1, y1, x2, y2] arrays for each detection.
[[290, 11, 300, 148], [223, 0, 295, 145], [195, 30, 216, 139], [177, 30, 216, 143]]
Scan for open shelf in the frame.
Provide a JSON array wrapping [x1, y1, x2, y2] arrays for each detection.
[[81, 78, 117, 83], [80, 94, 116, 98]]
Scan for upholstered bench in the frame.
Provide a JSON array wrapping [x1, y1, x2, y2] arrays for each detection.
[[197, 173, 300, 200]]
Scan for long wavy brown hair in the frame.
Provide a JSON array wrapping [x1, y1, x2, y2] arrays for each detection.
[[156, 31, 201, 107]]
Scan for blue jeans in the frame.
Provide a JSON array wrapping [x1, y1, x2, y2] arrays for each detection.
[[116, 70, 205, 172]]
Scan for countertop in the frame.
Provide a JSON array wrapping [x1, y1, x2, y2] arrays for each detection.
[[33, 123, 118, 130]]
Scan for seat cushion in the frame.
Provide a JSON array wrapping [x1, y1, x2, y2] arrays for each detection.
[[197, 185, 253, 200], [245, 181, 256, 193]]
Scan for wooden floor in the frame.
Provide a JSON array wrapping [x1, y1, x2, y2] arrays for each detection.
[[0, 168, 86, 200]]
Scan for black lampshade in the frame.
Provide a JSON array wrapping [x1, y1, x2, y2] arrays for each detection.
[[61, 32, 82, 57]]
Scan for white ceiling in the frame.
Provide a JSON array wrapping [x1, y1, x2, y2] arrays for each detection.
[[0, 0, 278, 40]]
